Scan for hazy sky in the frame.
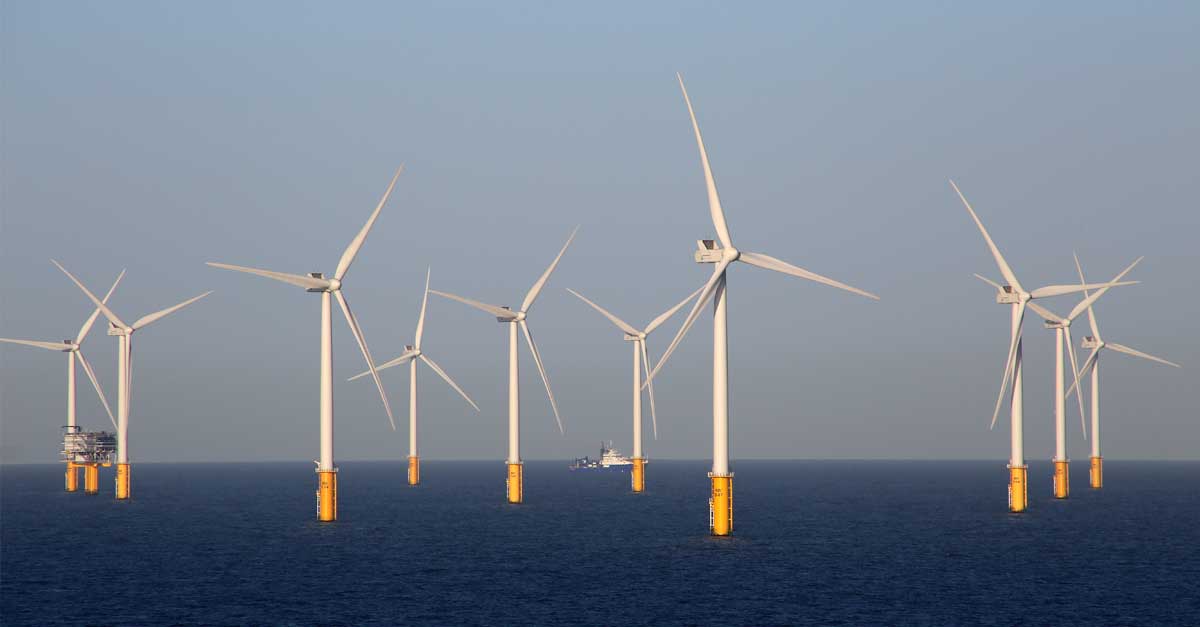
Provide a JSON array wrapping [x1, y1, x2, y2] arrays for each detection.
[[3, 2, 1197, 464]]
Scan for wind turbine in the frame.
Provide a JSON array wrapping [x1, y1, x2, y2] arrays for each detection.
[[430, 227, 576, 504], [206, 166, 403, 521], [565, 286, 700, 492], [1, 270, 122, 493], [950, 180, 1135, 512], [53, 262, 211, 500], [348, 269, 480, 486], [1068, 253, 1181, 489], [646, 75, 879, 536], [976, 256, 1139, 499]]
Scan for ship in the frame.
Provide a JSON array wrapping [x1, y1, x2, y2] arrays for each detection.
[[570, 441, 635, 471]]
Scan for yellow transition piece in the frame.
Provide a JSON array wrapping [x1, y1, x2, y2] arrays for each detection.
[[65, 462, 79, 492], [506, 462, 523, 504], [631, 458, 645, 493], [1008, 465, 1028, 512], [115, 463, 131, 500], [1053, 460, 1070, 499], [317, 469, 337, 522], [710, 473, 733, 536], [408, 456, 420, 486], [1090, 456, 1103, 489]]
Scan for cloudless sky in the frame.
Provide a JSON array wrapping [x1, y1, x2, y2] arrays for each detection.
[[2, 1, 1197, 464]]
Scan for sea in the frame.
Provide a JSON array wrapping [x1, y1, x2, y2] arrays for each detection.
[[2, 460, 1198, 626]]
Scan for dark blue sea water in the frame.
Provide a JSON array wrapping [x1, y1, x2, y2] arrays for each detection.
[[2, 460, 1198, 626]]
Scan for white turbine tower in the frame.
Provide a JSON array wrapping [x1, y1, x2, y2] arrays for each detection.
[[1, 270, 122, 493], [646, 75, 879, 536], [430, 227, 576, 504], [977, 256, 1139, 499], [950, 180, 1135, 512], [53, 262, 212, 501], [565, 286, 700, 493], [348, 269, 480, 486], [206, 166, 403, 521], [1068, 253, 1181, 489]]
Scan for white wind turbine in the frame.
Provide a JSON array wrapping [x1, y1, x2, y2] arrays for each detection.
[[53, 262, 212, 500], [1, 270, 122, 493], [976, 256, 1139, 499], [646, 75, 879, 536], [206, 166, 403, 522], [348, 269, 480, 486], [565, 286, 700, 493], [951, 180, 1135, 512], [430, 227, 576, 504], [1068, 253, 1181, 489]]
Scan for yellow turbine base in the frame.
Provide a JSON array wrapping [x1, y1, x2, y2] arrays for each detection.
[[115, 463, 131, 500], [709, 473, 733, 536], [631, 458, 645, 493], [1053, 460, 1070, 499], [84, 464, 100, 494], [317, 469, 337, 522], [1008, 465, 1028, 513], [408, 456, 420, 486], [65, 462, 79, 492], [1090, 456, 1103, 489], [506, 462, 523, 504]]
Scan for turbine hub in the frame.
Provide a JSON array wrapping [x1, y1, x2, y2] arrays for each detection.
[[723, 248, 740, 262], [327, 278, 342, 291], [515, 311, 527, 321]]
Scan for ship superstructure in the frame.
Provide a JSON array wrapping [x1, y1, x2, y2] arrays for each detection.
[[570, 442, 635, 471]]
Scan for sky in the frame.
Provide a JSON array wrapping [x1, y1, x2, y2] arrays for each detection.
[[2, 1, 1197, 464]]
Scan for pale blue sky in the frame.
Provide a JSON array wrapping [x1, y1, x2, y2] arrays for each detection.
[[3, 2, 1197, 463]]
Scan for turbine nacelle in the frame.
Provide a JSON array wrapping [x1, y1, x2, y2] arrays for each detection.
[[1082, 336, 1102, 349], [995, 285, 1024, 304]]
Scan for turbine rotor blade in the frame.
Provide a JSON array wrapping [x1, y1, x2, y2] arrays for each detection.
[[1066, 257, 1142, 322], [1073, 252, 1101, 340], [1030, 281, 1137, 299], [1067, 348, 1101, 398], [566, 288, 638, 336], [52, 260, 128, 329], [973, 273, 1003, 291], [429, 290, 516, 320], [647, 258, 731, 385], [950, 180, 1022, 293], [419, 353, 480, 412], [0, 338, 72, 351], [77, 270, 125, 343], [76, 349, 116, 428], [206, 262, 331, 290], [677, 73, 733, 249], [414, 268, 431, 349], [333, 165, 404, 281], [1027, 301, 1063, 324], [644, 286, 704, 335], [1064, 326, 1087, 439], [520, 320, 564, 434], [990, 301, 1027, 430], [347, 349, 418, 381], [739, 251, 879, 300], [334, 291, 396, 430], [1106, 342, 1181, 368], [521, 227, 578, 313], [132, 292, 213, 331], [640, 340, 658, 440]]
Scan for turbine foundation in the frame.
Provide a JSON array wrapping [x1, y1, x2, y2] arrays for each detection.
[[316, 469, 337, 522], [1008, 465, 1028, 513], [631, 457, 645, 493], [506, 462, 523, 504], [1090, 456, 1103, 489], [65, 462, 79, 492], [709, 473, 733, 536], [83, 464, 100, 494], [1053, 460, 1070, 499], [115, 463, 131, 500], [408, 456, 420, 486]]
